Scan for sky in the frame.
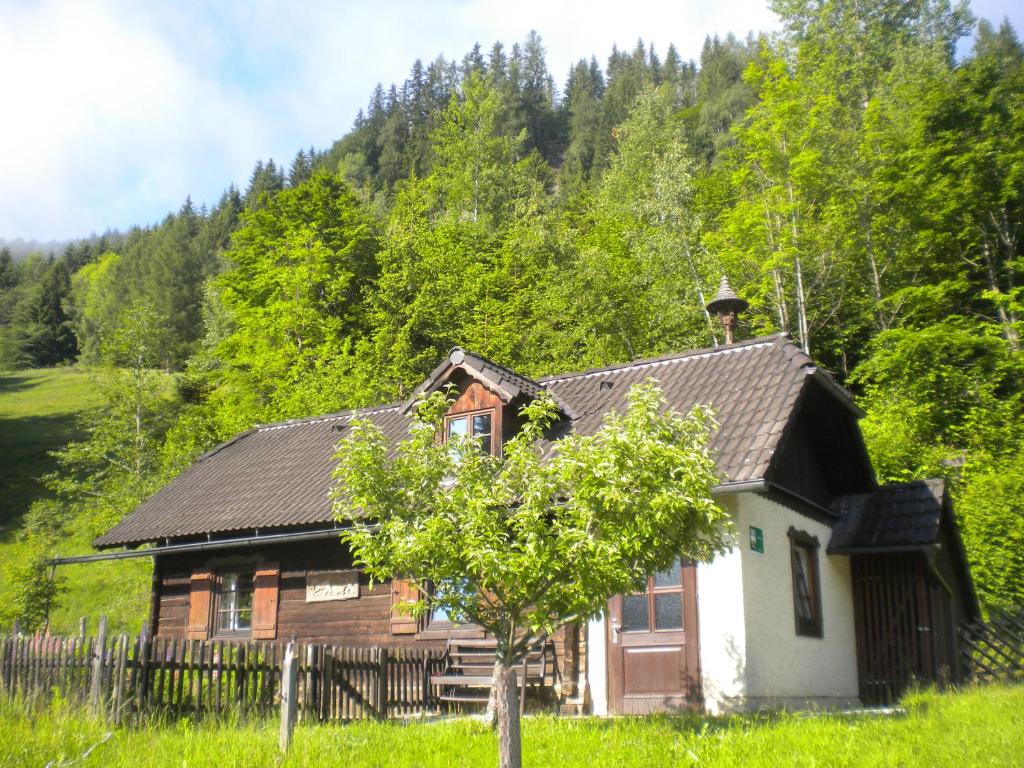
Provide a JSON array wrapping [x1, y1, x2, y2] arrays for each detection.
[[1, 0, 1021, 243]]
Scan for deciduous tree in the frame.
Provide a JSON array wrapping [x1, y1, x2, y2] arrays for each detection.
[[333, 383, 727, 768]]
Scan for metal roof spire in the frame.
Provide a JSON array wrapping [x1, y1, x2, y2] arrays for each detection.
[[706, 276, 749, 345]]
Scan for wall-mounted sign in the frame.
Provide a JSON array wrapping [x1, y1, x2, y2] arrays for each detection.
[[306, 570, 359, 602], [749, 526, 765, 554]]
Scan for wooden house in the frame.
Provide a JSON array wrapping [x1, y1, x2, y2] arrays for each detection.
[[94, 331, 978, 713]]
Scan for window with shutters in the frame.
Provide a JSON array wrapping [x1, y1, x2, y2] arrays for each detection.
[[190, 562, 279, 641], [788, 528, 823, 638]]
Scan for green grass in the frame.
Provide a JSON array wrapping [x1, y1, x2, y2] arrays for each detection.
[[1, 684, 1021, 767], [0, 367, 150, 634], [0, 367, 103, 526]]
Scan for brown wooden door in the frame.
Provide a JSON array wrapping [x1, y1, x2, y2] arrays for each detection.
[[607, 560, 701, 714]]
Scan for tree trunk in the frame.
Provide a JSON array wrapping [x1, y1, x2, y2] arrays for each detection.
[[492, 661, 522, 768], [982, 240, 1021, 351], [785, 180, 810, 354]]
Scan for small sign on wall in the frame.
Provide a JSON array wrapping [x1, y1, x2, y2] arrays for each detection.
[[305, 570, 359, 602], [749, 526, 765, 554]]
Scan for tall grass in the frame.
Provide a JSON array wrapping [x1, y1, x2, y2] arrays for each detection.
[[1, 684, 1021, 768]]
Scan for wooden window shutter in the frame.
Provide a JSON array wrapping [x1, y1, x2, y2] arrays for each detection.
[[390, 578, 419, 635], [251, 563, 280, 640], [186, 570, 213, 640]]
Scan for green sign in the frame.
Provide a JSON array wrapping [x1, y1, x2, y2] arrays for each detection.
[[749, 526, 764, 554]]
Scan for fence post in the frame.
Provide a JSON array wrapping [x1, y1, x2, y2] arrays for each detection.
[[79, 617, 87, 640], [0, 636, 9, 697], [89, 616, 108, 717], [305, 644, 316, 714], [279, 642, 298, 754], [376, 648, 389, 719]]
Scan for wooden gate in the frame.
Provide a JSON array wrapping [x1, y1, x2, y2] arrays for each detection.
[[851, 553, 958, 705]]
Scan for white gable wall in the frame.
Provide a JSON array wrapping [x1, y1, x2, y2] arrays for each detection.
[[699, 492, 861, 712]]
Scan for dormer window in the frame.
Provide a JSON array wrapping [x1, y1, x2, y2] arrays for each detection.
[[445, 410, 495, 455]]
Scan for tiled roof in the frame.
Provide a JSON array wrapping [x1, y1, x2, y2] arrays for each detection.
[[406, 348, 543, 403], [96, 334, 830, 548], [828, 479, 946, 552]]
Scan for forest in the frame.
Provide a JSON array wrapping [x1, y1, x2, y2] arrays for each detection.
[[0, 0, 1021, 630]]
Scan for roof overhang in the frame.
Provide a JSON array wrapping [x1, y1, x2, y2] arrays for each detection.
[[402, 347, 578, 419]]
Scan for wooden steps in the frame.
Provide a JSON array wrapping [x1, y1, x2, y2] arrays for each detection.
[[430, 637, 550, 715]]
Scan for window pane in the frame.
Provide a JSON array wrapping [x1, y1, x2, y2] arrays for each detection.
[[653, 560, 682, 588], [431, 604, 451, 623], [431, 579, 472, 625], [447, 417, 468, 437], [478, 435, 492, 454], [472, 413, 491, 437], [218, 574, 238, 631], [621, 594, 649, 632], [793, 547, 814, 621], [654, 593, 683, 630]]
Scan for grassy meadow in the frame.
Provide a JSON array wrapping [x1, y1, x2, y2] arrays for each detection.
[[0, 367, 102, 525], [1, 684, 1021, 768], [0, 367, 150, 634]]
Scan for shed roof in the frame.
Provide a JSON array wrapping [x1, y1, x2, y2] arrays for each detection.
[[95, 334, 847, 549], [828, 478, 948, 552]]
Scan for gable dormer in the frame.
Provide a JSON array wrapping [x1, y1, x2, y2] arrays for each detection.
[[404, 348, 574, 455]]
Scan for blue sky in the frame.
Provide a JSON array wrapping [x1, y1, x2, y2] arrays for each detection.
[[1, 0, 1021, 242]]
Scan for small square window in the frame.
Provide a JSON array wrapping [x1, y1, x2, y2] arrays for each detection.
[[788, 528, 823, 638], [445, 409, 495, 456], [427, 579, 473, 629]]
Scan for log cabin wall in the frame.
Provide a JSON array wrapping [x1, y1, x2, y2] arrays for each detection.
[[151, 536, 581, 703], [152, 538, 430, 647]]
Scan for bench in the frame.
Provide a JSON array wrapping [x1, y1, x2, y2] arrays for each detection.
[[430, 638, 549, 715]]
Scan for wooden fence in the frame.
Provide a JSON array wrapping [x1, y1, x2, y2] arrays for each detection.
[[0, 625, 446, 723], [958, 606, 1024, 684]]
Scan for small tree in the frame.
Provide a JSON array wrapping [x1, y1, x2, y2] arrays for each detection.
[[333, 382, 729, 768]]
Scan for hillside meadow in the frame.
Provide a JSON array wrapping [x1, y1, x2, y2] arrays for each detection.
[[0, 367, 101, 524], [0, 367, 149, 634], [0, 684, 1020, 767]]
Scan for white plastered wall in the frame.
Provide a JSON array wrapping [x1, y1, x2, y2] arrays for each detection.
[[696, 522, 748, 712], [586, 613, 608, 715], [586, 491, 861, 715], [699, 492, 861, 712]]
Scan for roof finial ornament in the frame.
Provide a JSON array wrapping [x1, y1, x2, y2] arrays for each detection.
[[706, 275, 749, 345]]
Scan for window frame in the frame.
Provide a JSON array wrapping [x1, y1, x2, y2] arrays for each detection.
[[620, 559, 687, 634], [788, 527, 824, 638], [212, 569, 256, 640], [417, 579, 486, 640], [444, 407, 499, 457]]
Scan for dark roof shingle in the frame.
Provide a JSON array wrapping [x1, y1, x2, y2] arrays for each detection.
[[828, 478, 946, 552], [96, 334, 825, 548]]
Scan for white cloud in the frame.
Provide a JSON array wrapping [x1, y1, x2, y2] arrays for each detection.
[[1, 0, 785, 240], [0, 0, 267, 239]]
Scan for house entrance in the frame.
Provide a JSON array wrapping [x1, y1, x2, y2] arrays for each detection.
[[607, 560, 701, 714]]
